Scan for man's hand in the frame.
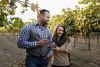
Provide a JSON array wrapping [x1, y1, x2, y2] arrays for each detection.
[[38, 39, 49, 47]]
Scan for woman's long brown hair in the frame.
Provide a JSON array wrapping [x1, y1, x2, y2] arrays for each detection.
[[52, 24, 70, 44]]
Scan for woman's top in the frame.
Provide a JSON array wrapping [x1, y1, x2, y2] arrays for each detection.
[[52, 38, 73, 66]]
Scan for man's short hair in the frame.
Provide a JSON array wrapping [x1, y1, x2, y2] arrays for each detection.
[[39, 9, 49, 15]]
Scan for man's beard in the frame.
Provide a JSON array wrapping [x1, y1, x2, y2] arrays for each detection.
[[42, 20, 48, 26], [42, 22, 48, 26], [45, 22, 48, 25]]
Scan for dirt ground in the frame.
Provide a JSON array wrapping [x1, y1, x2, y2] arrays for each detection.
[[0, 33, 100, 67], [0, 33, 26, 67]]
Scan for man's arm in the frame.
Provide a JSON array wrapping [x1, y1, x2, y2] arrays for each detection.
[[47, 30, 53, 57], [17, 25, 38, 48], [48, 30, 52, 45]]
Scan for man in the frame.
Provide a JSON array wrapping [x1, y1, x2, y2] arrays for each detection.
[[17, 9, 53, 67]]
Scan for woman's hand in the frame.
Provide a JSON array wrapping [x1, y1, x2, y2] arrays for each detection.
[[53, 46, 68, 52], [53, 47, 60, 51], [51, 42, 57, 48]]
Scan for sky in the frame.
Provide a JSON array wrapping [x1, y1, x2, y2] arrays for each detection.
[[15, 0, 84, 22]]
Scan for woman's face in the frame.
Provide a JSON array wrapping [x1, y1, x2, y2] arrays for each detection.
[[57, 26, 64, 37]]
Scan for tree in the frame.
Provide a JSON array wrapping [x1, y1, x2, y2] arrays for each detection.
[[0, 0, 39, 33], [77, 0, 100, 50]]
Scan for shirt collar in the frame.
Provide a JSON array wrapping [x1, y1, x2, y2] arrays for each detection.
[[34, 22, 47, 29]]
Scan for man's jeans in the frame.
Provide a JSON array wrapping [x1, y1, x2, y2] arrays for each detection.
[[26, 55, 49, 67]]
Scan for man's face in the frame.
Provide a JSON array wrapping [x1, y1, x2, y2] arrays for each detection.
[[40, 12, 50, 25]]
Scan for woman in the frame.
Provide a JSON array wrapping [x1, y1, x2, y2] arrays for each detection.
[[51, 24, 73, 67]]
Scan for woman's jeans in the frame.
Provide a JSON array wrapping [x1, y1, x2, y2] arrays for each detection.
[[26, 55, 49, 67]]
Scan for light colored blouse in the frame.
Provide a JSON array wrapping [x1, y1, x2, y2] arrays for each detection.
[[52, 38, 73, 66]]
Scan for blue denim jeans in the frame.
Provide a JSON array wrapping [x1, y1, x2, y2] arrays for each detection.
[[26, 55, 49, 67]]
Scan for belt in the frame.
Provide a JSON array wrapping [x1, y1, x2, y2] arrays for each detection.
[[26, 53, 46, 58]]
